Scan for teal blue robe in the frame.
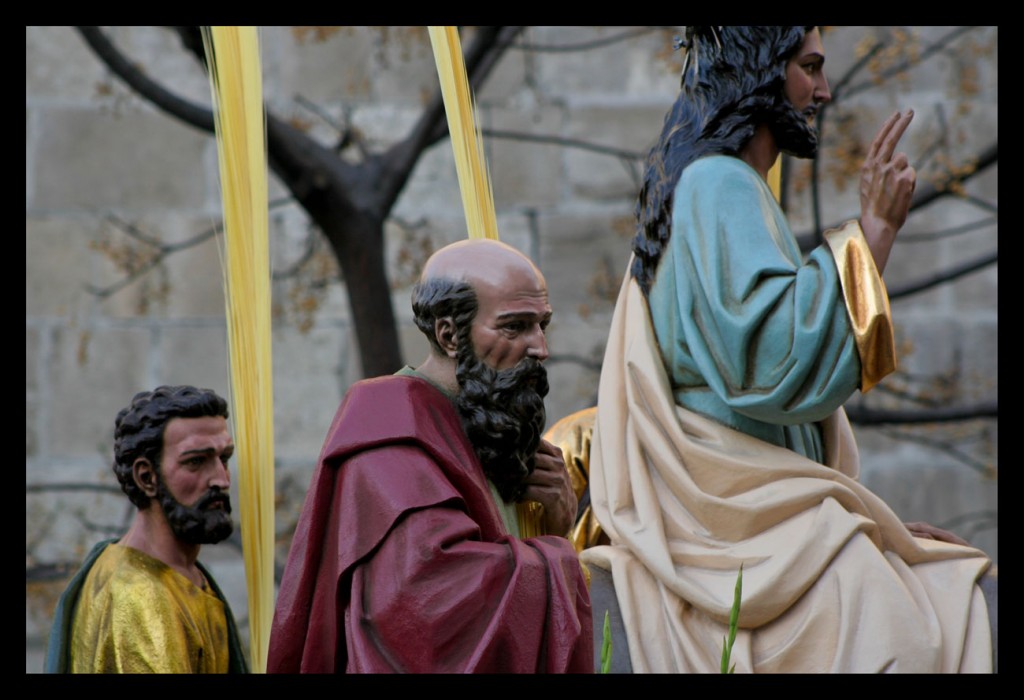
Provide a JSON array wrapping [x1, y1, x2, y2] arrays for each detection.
[[648, 155, 861, 463]]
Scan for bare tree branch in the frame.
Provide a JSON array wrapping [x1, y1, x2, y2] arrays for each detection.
[[104, 213, 167, 249], [846, 401, 997, 425], [827, 39, 884, 100], [870, 379, 950, 408], [806, 36, 887, 236], [293, 94, 349, 138], [76, 27, 215, 134], [888, 250, 996, 300], [512, 27, 666, 52], [75, 26, 528, 377], [957, 192, 998, 215], [838, 26, 978, 99], [913, 103, 951, 171], [271, 229, 321, 281], [802, 25, 993, 247], [910, 144, 998, 211], [796, 142, 997, 249], [877, 425, 993, 476], [483, 128, 645, 161], [85, 198, 295, 299], [392, 27, 525, 204], [899, 215, 996, 243]]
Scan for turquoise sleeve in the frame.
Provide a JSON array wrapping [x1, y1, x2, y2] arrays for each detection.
[[649, 157, 860, 426]]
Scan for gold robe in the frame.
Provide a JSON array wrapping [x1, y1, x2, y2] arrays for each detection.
[[70, 543, 231, 673]]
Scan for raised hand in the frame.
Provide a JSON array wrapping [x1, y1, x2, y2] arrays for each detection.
[[859, 109, 917, 274]]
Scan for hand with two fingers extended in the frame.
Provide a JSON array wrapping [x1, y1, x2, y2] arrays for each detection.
[[859, 109, 917, 273]]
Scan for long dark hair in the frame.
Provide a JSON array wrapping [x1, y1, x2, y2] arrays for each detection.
[[631, 26, 812, 296]]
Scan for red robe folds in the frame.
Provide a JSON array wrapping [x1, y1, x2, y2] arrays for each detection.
[[268, 375, 593, 673]]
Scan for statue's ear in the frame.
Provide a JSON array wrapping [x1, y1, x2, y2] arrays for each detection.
[[132, 458, 159, 498], [435, 317, 458, 359]]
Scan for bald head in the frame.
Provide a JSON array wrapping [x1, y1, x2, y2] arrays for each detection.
[[419, 239, 544, 292], [412, 239, 550, 369]]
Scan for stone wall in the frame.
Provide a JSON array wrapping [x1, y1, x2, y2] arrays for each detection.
[[26, 26, 997, 671]]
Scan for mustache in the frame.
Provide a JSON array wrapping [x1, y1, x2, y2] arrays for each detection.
[[193, 488, 232, 513], [489, 357, 548, 395]]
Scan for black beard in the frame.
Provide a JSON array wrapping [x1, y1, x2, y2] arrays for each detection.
[[455, 344, 549, 504], [156, 478, 234, 545], [768, 98, 819, 159]]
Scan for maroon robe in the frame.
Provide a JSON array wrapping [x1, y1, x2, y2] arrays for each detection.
[[267, 375, 593, 673]]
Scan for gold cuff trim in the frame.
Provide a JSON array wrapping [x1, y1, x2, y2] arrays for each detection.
[[824, 220, 897, 392]]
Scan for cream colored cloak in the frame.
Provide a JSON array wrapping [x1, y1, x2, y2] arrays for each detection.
[[580, 273, 992, 673]]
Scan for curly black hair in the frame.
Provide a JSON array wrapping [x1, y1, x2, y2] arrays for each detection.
[[112, 385, 229, 508], [411, 276, 479, 355]]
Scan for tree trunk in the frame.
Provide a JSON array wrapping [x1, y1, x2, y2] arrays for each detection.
[[321, 213, 402, 378]]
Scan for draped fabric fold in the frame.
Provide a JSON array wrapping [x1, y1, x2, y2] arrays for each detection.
[[580, 270, 992, 673], [267, 376, 593, 673]]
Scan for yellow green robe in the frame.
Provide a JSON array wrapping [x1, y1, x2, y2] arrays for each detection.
[[45, 539, 248, 673]]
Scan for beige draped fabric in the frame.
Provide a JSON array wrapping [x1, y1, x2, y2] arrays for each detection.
[[580, 270, 992, 672]]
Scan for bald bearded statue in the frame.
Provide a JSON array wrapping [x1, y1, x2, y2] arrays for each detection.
[[268, 239, 593, 673]]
